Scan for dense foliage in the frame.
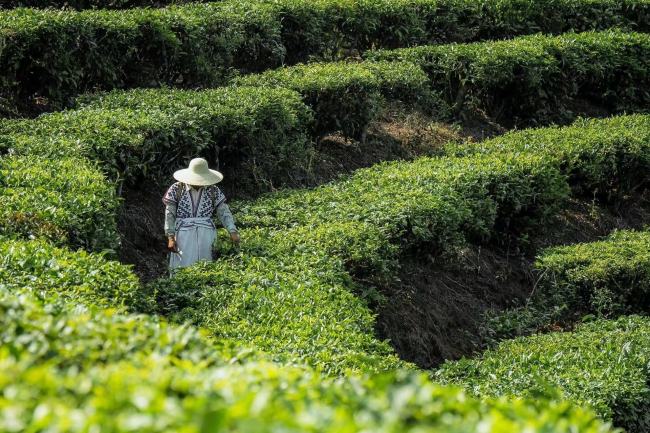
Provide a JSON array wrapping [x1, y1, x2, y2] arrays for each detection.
[[2, 1, 649, 427], [485, 230, 650, 342], [537, 230, 650, 318], [437, 316, 650, 433], [0, 155, 119, 250], [1, 0, 649, 115], [151, 114, 650, 374], [448, 114, 650, 198], [2, 86, 312, 193], [0, 238, 143, 310], [234, 61, 429, 139], [2, 0, 201, 8], [367, 30, 650, 124], [0, 279, 613, 432]]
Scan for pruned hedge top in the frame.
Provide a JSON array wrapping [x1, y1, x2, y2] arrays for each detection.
[[2, 0, 649, 115], [366, 30, 650, 124], [436, 316, 650, 433]]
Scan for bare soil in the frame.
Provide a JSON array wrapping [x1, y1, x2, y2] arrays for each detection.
[[375, 193, 650, 369]]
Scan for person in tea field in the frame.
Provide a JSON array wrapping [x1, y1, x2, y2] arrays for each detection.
[[163, 158, 240, 270]]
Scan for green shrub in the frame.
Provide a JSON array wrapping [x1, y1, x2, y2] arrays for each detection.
[[234, 60, 430, 139], [2, 0, 648, 115], [3, 87, 313, 192], [437, 316, 650, 433], [0, 287, 249, 372], [536, 230, 650, 319], [0, 155, 119, 250], [151, 114, 650, 374], [2, 0, 202, 8], [485, 229, 650, 342], [0, 2, 285, 115], [367, 30, 650, 124], [266, 0, 650, 62], [0, 238, 143, 311], [0, 350, 613, 433], [0, 286, 616, 433], [449, 114, 650, 199], [153, 151, 570, 373]]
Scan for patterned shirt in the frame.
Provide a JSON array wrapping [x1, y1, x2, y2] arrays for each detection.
[[163, 182, 237, 235]]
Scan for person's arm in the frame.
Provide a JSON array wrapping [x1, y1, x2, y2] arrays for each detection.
[[216, 201, 240, 244], [165, 202, 178, 251], [165, 202, 177, 236], [216, 202, 237, 233]]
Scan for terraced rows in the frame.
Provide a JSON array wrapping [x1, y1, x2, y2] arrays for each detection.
[[1, 0, 649, 115], [1, 0, 650, 431]]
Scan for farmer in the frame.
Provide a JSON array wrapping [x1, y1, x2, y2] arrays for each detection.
[[163, 158, 240, 270]]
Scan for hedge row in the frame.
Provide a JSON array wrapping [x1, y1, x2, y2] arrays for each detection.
[[367, 30, 650, 124], [536, 230, 650, 319], [485, 230, 650, 341], [151, 114, 650, 374], [0, 287, 248, 374], [0, 2, 284, 116], [448, 114, 650, 198], [0, 238, 144, 310], [78, 29, 650, 141], [0, 282, 614, 432], [232, 60, 429, 139], [2, 0, 199, 8], [4, 86, 312, 190], [0, 155, 119, 250], [2, 0, 649, 115], [2, 60, 426, 249], [436, 316, 650, 433]]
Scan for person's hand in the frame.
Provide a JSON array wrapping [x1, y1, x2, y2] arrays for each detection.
[[167, 236, 177, 252], [230, 231, 241, 245]]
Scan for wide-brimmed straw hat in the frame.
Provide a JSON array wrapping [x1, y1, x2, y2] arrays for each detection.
[[173, 158, 223, 186]]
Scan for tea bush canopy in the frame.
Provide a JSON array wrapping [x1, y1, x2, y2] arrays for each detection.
[[1, 0, 649, 115], [436, 316, 650, 433], [2, 0, 650, 430]]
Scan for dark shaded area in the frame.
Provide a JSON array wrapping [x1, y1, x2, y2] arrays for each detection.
[[375, 193, 650, 369]]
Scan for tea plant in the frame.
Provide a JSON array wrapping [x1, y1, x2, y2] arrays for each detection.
[[437, 316, 650, 433]]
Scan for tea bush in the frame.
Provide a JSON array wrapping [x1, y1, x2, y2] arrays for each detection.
[[2, 0, 649, 115], [536, 230, 650, 318], [367, 30, 650, 124], [153, 152, 571, 373], [151, 114, 650, 374], [488, 230, 650, 340], [0, 352, 613, 433], [449, 114, 650, 198], [2, 87, 312, 192], [0, 155, 119, 250], [0, 282, 614, 432], [0, 238, 142, 310], [234, 60, 430, 139], [436, 316, 650, 433], [0, 287, 248, 373], [2, 0, 200, 8], [0, 3, 285, 115]]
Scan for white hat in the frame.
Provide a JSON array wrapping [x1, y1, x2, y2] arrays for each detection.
[[173, 158, 223, 186]]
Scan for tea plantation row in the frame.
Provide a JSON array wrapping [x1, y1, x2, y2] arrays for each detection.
[[4, 114, 648, 429], [438, 315, 650, 433], [2, 30, 649, 251], [2, 0, 649, 115], [484, 230, 650, 340], [1, 283, 616, 432], [148, 114, 650, 375]]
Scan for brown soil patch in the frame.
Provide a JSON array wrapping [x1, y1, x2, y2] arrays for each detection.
[[374, 193, 650, 369]]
